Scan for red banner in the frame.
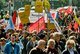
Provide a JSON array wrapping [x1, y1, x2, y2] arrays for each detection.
[[28, 16, 46, 33]]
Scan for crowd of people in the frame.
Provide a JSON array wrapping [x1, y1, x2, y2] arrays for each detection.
[[0, 25, 80, 54], [0, 8, 80, 54]]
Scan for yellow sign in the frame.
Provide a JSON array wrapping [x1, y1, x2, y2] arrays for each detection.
[[44, 0, 50, 12], [24, 5, 31, 17], [47, 20, 55, 30], [35, 1, 43, 13], [18, 12, 29, 24]]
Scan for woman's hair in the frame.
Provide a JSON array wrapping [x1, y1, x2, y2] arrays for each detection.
[[53, 32, 63, 39], [68, 36, 76, 40], [65, 39, 76, 50], [47, 39, 55, 47]]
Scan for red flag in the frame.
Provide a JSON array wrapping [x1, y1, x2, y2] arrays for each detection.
[[59, 8, 66, 13], [68, 23, 72, 30], [51, 13, 55, 19], [65, 6, 72, 15], [28, 16, 46, 33], [12, 11, 17, 25], [74, 21, 79, 32], [15, 15, 23, 30]]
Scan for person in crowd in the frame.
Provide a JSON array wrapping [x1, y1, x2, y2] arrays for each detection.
[[0, 39, 3, 54], [0, 25, 6, 38], [4, 34, 20, 54], [53, 32, 65, 52], [0, 38, 6, 52], [62, 40, 78, 54], [4, 11, 10, 24], [45, 39, 58, 54], [68, 36, 77, 42], [76, 32, 80, 54], [38, 33, 48, 42], [26, 33, 37, 54], [15, 33, 23, 54], [5, 32, 11, 43], [21, 30, 29, 54], [69, 35, 80, 54], [49, 33, 54, 39], [29, 40, 47, 54]]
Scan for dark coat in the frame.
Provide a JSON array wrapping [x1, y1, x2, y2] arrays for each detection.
[[45, 47, 58, 54], [29, 47, 47, 54], [62, 49, 78, 54]]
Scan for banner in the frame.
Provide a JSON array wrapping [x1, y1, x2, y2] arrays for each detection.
[[28, 16, 46, 33], [24, 5, 31, 17], [43, 0, 51, 12], [18, 12, 29, 24], [35, 1, 43, 13]]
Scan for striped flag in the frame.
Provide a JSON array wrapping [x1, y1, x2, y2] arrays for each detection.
[[47, 12, 61, 32], [15, 15, 23, 30]]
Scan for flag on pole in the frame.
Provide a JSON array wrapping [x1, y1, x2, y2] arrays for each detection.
[[5, 18, 14, 32], [73, 9, 80, 26], [65, 6, 72, 16], [28, 16, 46, 33], [51, 11, 59, 19], [15, 15, 23, 30], [74, 21, 79, 32], [12, 11, 17, 25], [47, 12, 61, 32]]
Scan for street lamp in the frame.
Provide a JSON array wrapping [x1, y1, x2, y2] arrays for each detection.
[[9, 0, 11, 15]]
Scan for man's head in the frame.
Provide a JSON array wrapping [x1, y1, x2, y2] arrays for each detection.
[[22, 30, 29, 37], [38, 33, 48, 41], [10, 34, 16, 42], [37, 40, 46, 50]]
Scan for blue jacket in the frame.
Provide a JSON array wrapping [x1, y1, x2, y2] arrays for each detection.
[[4, 42, 20, 54]]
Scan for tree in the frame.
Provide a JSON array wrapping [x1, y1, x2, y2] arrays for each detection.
[[0, 1, 3, 10], [72, 0, 78, 6]]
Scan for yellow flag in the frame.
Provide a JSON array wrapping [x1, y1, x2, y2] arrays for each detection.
[[47, 20, 55, 30], [35, 1, 43, 13], [73, 9, 80, 26], [74, 15, 80, 26], [24, 5, 31, 17], [43, 0, 50, 12], [18, 12, 30, 24]]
